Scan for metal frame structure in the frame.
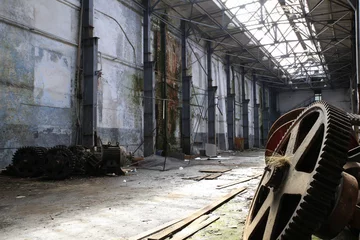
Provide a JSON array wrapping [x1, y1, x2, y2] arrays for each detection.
[[133, 0, 354, 90]]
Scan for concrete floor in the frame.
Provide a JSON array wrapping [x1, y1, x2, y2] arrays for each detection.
[[0, 150, 263, 240], [0, 150, 357, 240]]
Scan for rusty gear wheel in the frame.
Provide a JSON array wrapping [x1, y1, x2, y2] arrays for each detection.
[[69, 145, 87, 175], [12, 147, 47, 177], [244, 101, 351, 240], [43, 145, 76, 180]]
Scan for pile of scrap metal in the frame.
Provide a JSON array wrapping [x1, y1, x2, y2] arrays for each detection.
[[4, 142, 128, 180], [243, 101, 360, 240]]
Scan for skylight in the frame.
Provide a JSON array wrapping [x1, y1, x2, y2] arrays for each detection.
[[221, 0, 328, 82]]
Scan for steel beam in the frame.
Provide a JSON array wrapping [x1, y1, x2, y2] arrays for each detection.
[[241, 67, 249, 149], [253, 73, 260, 148], [81, 0, 98, 147], [226, 55, 234, 150], [262, 83, 269, 146], [160, 20, 168, 155], [207, 42, 216, 144], [181, 21, 191, 154], [143, 0, 155, 156]]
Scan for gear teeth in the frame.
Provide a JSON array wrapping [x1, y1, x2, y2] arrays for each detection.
[[244, 101, 352, 240], [12, 146, 46, 178], [43, 145, 76, 180]]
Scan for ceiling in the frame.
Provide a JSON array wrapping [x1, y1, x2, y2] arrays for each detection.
[[136, 0, 355, 90]]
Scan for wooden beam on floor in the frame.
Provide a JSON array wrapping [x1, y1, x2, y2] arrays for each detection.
[[204, 173, 222, 180], [147, 187, 247, 240], [199, 169, 231, 173], [128, 218, 182, 240], [171, 215, 220, 240]]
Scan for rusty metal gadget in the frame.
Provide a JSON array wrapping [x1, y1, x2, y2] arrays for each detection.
[[243, 101, 360, 240]]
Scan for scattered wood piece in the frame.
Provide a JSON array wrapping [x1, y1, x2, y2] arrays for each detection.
[[199, 169, 231, 173], [204, 173, 222, 180], [184, 154, 200, 160], [181, 176, 200, 180], [171, 215, 220, 240], [128, 218, 182, 240], [193, 174, 212, 181], [216, 174, 262, 189], [147, 187, 247, 240]]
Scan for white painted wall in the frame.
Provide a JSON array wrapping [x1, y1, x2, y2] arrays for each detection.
[[278, 88, 351, 114], [94, 0, 144, 154]]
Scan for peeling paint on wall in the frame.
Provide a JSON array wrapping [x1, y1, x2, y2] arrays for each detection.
[[0, 0, 78, 167]]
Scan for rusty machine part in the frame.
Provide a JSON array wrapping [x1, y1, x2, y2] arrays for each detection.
[[244, 101, 352, 240], [267, 108, 305, 137], [12, 146, 47, 178], [69, 145, 87, 175], [101, 142, 125, 176], [83, 151, 103, 176], [265, 108, 304, 158], [43, 145, 76, 180]]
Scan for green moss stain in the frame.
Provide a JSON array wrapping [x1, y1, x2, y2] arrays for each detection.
[[154, 29, 181, 150], [131, 73, 143, 106]]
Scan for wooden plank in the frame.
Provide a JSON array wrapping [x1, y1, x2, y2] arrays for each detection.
[[171, 216, 220, 240], [216, 174, 262, 189], [147, 187, 247, 240], [204, 173, 222, 180], [193, 174, 211, 181], [128, 218, 182, 240], [199, 169, 231, 173]]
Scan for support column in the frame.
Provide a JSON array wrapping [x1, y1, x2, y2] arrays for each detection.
[[143, 0, 155, 156], [241, 67, 249, 149], [269, 88, 278, 126], [253, 73, 260, 148], [81, 0, 98, 147], [181, 21, 191, 154], [356, 1, 360, 113], [207, 42, 216, 144], [160, 20, 168, 155], [262, 82, 269, 145], [226, 55, 234, 150]]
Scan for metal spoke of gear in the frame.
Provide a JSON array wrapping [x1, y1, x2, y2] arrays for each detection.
[[244, 101, 351, 240]]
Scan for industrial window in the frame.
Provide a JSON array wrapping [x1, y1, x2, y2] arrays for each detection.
[[314, 90, 322, 101]]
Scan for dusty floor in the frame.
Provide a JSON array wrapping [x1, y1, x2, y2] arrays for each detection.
[[0, 150, 263, 240], [0, 150, 357, 240]]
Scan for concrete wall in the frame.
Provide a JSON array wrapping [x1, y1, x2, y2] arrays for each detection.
[[94, 0, 144, 154], [0, 0, 80, 167], [278, 88, 351, 114], [0, 0, 271, 167]]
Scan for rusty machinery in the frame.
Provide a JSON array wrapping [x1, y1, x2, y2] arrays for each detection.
[[243, 101, 360, 240], [9, 142, 125, 180]]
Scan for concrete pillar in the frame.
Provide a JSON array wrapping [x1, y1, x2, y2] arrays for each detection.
[[207, 42, 216, 144], [241, 67, 249, 149], [81, 0, 98, 147], [181, 20, 191, 154], [143, 0, 155, 156], [226, 55, 234, 150]]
